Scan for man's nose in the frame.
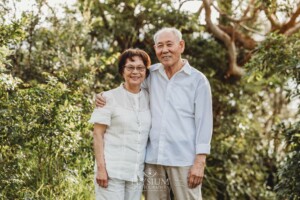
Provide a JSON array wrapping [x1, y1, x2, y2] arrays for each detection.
[[162, 45, 169, 53]]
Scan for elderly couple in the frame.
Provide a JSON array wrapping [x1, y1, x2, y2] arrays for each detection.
[[89, 27, 213, 200]]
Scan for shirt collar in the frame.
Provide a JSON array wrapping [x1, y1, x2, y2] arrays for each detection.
[[180, 59, 192, 75]]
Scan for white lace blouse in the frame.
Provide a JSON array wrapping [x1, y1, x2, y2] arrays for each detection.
[[89, 84, 151, 182]]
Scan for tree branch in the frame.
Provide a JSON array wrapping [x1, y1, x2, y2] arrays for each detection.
[[203, 0, 244, 78], [195, 2, 204, 17], [218, 25, 257, 50], [99, 5, 110, 31], [239, 23, 265, 36], [178, 0, 196, 11], [212, 0, 259, 23], [240, 0, 253, 19], [263, 6, 281, 30], [280, 5, 300, 34], [284, 22, 300, 36]]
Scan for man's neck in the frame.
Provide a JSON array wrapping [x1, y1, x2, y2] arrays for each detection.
[[165, 59, 185, 79]]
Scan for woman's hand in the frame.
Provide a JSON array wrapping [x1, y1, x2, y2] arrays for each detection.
[[96, 167, 108, 188]]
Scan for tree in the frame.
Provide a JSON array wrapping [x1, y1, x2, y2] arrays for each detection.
[[245, 32, 300, 199], [1, 1, 94, 198], [201, 0, 300, 78]]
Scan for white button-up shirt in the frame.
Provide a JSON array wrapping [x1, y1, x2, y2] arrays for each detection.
[[144, 60, 213, 166], [89, 85, 151, 181]]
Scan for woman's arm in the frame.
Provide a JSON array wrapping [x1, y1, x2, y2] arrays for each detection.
[[93, 123, 108, 188]]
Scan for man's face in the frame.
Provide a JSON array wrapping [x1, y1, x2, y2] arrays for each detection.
[[154, 31, 185, 68]]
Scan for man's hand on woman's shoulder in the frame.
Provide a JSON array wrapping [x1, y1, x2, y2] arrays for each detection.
[[95, 92, 106, 107]]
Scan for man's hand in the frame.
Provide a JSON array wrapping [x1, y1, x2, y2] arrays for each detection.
[[96, 167, 108, 188], [188, 154, 206, 188], [95, 92, 106, 107]]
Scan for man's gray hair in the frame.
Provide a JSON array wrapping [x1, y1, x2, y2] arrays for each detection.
[[153, 27, 182, 44]]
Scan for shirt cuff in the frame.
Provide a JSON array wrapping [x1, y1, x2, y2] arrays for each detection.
[[196, 144, 211, 155]]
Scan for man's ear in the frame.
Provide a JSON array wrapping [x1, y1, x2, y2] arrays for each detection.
[[153, 44, 157, 51], [179, 40, 185, 53]]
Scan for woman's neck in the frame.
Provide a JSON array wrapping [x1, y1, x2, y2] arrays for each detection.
[[124, 83, 140, 94]]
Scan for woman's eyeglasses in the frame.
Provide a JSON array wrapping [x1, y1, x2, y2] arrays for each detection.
[[124, 65, 146, 72]]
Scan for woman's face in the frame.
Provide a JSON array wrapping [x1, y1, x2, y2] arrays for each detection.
[[122, 56, 146, 88]]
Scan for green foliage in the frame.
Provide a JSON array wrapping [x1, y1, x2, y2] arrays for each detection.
[[0, 76, 94, 199], [0, 12, 26, 72], [0, 2, 95, 198], [0, 21, 26, 46], [275, 122, 300, 199], [246, 33, 300, 82], [246, 32, 300, 199]]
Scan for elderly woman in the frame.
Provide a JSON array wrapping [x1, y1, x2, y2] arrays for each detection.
[[89, 48, 151, 200]]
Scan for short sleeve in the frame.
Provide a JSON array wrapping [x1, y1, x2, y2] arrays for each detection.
[[88, 92, 113, 126]]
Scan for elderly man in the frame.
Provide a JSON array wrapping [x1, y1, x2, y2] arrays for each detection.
[[96, 27, 213, 200]]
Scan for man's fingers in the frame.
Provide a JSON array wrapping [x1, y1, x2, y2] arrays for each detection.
[[188, 175, 195, 188], [95, 97, 104, 107], [95, 92, 106, 107], [95, 99, 102, 107], [199, 176, 203, 184], [188, 174, 204, 188], [190, 176, 197, 188], [193, 177, 201, 188]]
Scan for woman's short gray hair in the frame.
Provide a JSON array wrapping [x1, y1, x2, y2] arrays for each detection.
[[153, 27, 182, 44]]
